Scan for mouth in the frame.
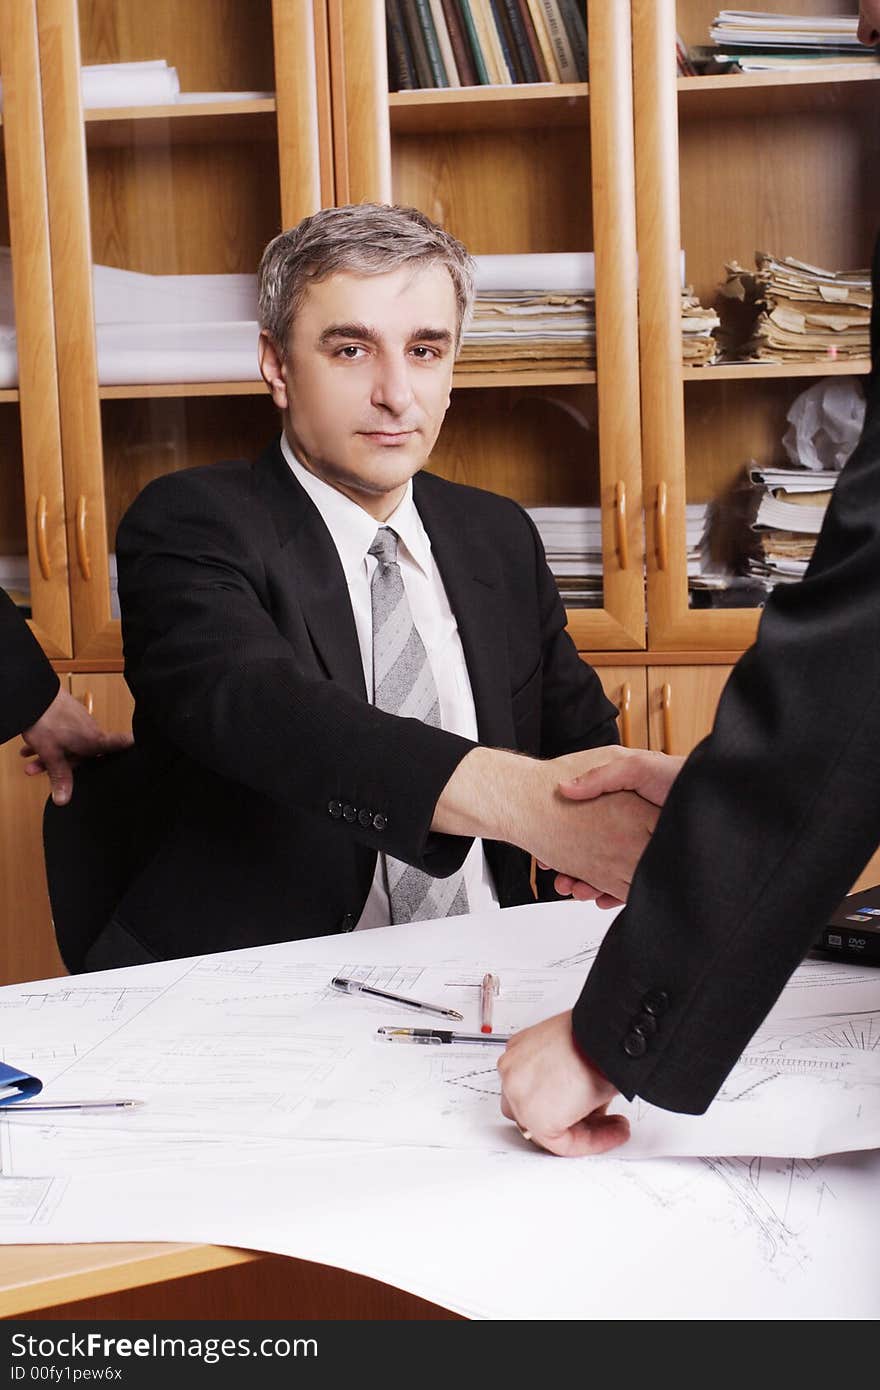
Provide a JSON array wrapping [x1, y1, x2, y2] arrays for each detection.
[[359, 430, 416, 446]]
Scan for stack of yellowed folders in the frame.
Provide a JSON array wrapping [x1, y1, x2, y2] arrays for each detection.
[[681, 287, 720, 364], [719, 253, 872, 363]]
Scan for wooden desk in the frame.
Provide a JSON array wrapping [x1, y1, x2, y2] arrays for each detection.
[[0, 1242, 459, 1320]]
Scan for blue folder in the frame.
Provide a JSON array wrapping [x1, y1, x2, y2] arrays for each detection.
[[0, 1061, 43, 1104]]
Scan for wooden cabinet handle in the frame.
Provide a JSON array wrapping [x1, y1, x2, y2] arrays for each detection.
[[660, 681, 673, 755], [655, 481, 668, 572], [75, 495, 92, 580], [79, 690, 94, 718], [613, 480, 629, 571], [35, 494, 51, 580], [618, 681, 632, 747]]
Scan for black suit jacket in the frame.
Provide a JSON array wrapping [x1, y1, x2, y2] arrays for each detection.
[[111, 442, 618, 960], [574, 236, 880, 1114], [0, 587, 59, 745]]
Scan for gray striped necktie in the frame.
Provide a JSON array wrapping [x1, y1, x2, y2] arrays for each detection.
[[369, 526, 469, 924]]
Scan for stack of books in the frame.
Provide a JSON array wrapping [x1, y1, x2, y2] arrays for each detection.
[[385, 0, 588, 91], [718, 253, 872, 364], [461, 252, 595, 371], [688, 9, 876, 72], [525, 506, 602, 607], [745, 464, 837, 585]]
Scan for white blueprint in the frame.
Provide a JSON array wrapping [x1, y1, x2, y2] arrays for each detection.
[[1, 900, 879, 1317]]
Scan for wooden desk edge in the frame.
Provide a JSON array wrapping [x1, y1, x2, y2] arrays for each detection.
[[0, 1241, 265, 1318]]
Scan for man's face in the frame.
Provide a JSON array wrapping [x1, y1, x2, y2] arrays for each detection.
[[260, 264, 458, 519], [859, 0, 880, 43]]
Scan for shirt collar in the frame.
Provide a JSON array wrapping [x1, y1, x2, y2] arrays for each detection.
[[280, 432, 432, 580]]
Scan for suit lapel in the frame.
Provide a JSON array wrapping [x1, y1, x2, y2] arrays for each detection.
[[414, 473, 514, 750], [255, 441, 366, 699]]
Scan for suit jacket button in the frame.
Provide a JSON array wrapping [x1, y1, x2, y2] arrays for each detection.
[[372, 813, 387, 831], [622, 1032, 648, 1059], [343, 804, 357, 822], [328, 800, 343, 819], [358, 808, 372, 828], [641, 990, 670, 1017], [631, 1012, 657, 1037]]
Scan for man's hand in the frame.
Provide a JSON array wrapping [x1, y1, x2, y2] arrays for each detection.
[[433, 747, 659, 905], [498, 1011, 630, 1157], [552, 749, 684, 904], [20, 690, 133, 806]]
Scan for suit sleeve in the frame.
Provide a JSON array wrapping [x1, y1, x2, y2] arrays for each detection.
[[0, 587, 59, 745], [572, 394, 880, 1114], [117, 472, 475, 878]]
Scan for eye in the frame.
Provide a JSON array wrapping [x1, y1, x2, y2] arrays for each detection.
[[336, 344, 365, 359], [410, 344, 439, 360]]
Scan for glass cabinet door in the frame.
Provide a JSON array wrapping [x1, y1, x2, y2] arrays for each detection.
[[328, 0, 646, 652], [0, 0, 72, 658], [636, 0, 879, 651], [35, 0, 330, 660]]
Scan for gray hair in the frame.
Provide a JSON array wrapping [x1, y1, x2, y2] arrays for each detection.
[[258, 203, 476, 354]]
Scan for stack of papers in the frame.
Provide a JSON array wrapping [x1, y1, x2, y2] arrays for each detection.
[[0, 250, 261, 387], [709, 10, 862, 50], [0, 555, 30, 615], [526, 505, 603, 606], [0, 59, 272, 113], [746, 463, 837, 583], [460, 253, 596, 372], [681, 288, 720, 364], [719, 253, 872, 364]]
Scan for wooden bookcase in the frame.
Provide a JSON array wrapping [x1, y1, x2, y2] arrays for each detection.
[[1, 0, 878, 984]]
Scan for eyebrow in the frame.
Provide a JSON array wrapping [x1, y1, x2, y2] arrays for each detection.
[[317, 323, 454, 349]]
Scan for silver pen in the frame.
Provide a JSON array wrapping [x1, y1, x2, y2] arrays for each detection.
[[377, 1026, 509, 1045], [3, 1099, 143, 1114], [331, 975, 463, 1020]]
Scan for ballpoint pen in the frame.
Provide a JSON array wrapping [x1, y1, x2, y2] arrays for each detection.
[[331, 975, 463, 1020], [2, 1099, 143, 1114], [480, 972, 500, 1033], [377, 1027, 509, 1046]]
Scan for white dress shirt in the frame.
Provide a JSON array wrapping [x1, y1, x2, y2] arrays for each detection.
[[280, 435, 500, 929]]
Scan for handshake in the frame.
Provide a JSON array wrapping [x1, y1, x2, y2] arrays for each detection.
[[433, 744, 686, 906]]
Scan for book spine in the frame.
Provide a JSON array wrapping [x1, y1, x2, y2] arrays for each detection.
[[441, 0, 479, 85], [490, 0, 525, 80], [457, 0, 491, 83], [557, 0, 587, 81], [473, 0, 511, 83], [400, 0, 436, 87], [429, 0, 462, 85], [414, 0, 450, 85], [516, 0, 550, 81], [537, 0, 578, 82], [385, 0, 418, 90], [524, 0, 561, 81], [502, 0, 541, 82]]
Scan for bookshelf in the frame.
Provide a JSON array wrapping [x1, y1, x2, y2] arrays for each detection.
[[2, 0, 878, 985], [636, 0, 880, 652], [330, 0, 645, 654]]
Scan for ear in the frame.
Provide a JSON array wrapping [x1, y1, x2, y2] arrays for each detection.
[[258, 331, 289, 410]]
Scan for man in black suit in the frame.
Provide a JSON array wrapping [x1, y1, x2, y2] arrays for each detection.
[[497, 0, 880, 1156], [102, 203, 657, 967], [1, 588, 129, 805]]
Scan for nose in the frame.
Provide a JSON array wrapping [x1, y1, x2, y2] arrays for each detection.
[[371, 352, 415, 416]]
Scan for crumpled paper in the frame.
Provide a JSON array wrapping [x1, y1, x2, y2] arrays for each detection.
[[782, 376, 866, 471]]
